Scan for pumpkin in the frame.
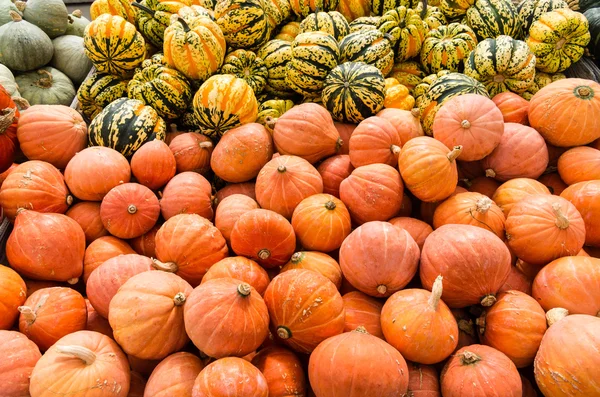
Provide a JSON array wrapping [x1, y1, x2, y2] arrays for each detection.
[[506, 194, 586, 265], [84, 299, 113, 338], [492, 178, 550, 216], [261, 0, 291, 29], [465, 0, 520, 40], [383, 78, 415, 110], [433, 192, 506, 239], [65, 202, 108, 244], [377, 107, 424, 144], [130, 140, 176, 191], [214, 194, 259, 243], [336, 0, 370, 21], [17, 105, 87, 169], [0, 64, 19, 100], [211, 123, 273, 183], [127, 355, 161, 379], [420, 23, 477, 74], [534, 314, 600, 396], [215, 0, 272, 49], [131, 0, 190, 49], [281, 251, 343, 289], [0, 0, 20, 27], [432, 94, 503, 162], [220, 49, 268, 94], [308, 328, 409, 397], [405, 363, 441, 397], [299, 10, 350, 40], [50, 35, 93, 85], [465, 176, 501, 198], [250, 346, 306, 397], [389, 61, 426, 94], [15, 68, 76, 107], [160, 172, 214, 221], [0, 266, 26, 330], [421, 224, 511, 308], [441, 345, 522, 396], [128, 225, 159, 259], [0, 11, 53, 72], [0, 330, 41, 396], [155, 214, 228, 286], [382, 276, 458, 364], [341, 291, 384, 338], [82, 236, 135, 282], [398, 136, 462, 202], [84, 14, 145, 77], [215, 181, 257, 204], [256, 99, 295, 125], [19, 0, 68, 38], [202, 256, 270, 296], [256, 40, 296, 99], [168, 132, 213, 175], [420, 186, 469, 225], [492, 92, 529, 124], [498, 265, 532, 295], [65, 9, 90, 36], [337, 30, 393, 76], [184, 278, 269, 358], [0, 84, 18, 174], [18, 287, 87, 352], [388, 217, 433, 251], [29, 330, 130, 397], [538, 172, 567, 195], [317, 155, 354, 198], [522, 71, 567, 100], [77, 72, 129, 121], [348, 116, 401, 167], [518, 0, 569, 31], [558, 146, 600, 185], [109, 271, 192, 360], [90, 0, 136, 23], [192, 357, 268, 397], [561, 180, 600, 246], [145, 352, 204, 397], [379, 6, 427, 63], [526, 9, 590, 73]]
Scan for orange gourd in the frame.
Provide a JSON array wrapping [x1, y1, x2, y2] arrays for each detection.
[[342, 291, 384, 339], [192, 357, 269, 397], [492, 178, 551, 216], [381, 276, 458, 364], [129, 224, 160, 258], [465, 176, 501, 198], [498, 265, 532, 296], [85, 299, 113, 338], [264, 269, 345, 353], [169, 132, 213, 175], [0, 330, 41, 396], [0, 85, 18, 173], [398, 136, 461, 202], [214, 181, 257, 204], [251, 346, 307, 397], [82, 236, 135, 283], [491, 92, 529, 125], [557, 146, 600, 185], [561, 180, 600, 246], [281, 251, 343, 289], [420, 186, 469, 225], [377, 107, 424, 145], [66, 202, 109, 244], [0, 265, 27, 330], [339, 221, 420, 297], [407, 363, 441, 397], [388, 217, 433, 250], [214, 194, 260, 243], [159, 171, 214, 221], [538, 172, 567, 195], [0, 162, 17, 185], [317, 154, 354, 198], [145, 352, 205, 397], [202, 256, 270, 296], [130, 139, 176, 190], [348, 116, 401, 167], [333, 122, 354, 154]]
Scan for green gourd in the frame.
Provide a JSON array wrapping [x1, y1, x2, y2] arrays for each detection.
[[65, 9, 90, 37], [0, 64, 19, 97], [18, 0, 68, 38], [0, 0, 20, 26], [51, 35, 93, 85], [15, 67, 76, 106], [0, 11, 53, 72]]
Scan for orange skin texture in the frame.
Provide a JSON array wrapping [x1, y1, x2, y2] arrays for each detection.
[[420, 187, 468, 225], [317, 154, 354, 198], [466, 176, 500, 198], [342, 291, 384, 339], [538, 172, 568, 196], [388, 217, 433, 251], [215, 181, 256, 204], [308, 330, 409, 397], [83, 236, 135, 283], [160, 172, 214, 221], [561, 180, 600, 246], [506, 194, 586, 266], [498, 265, 532, 296], [281, 251, 343, 290], [478, 291, 547, 368], [491, 91, 529, 125], [377, 108, 424, 145], [129, 224, 160, 258], [85, 299, 113, 339], [349, 116, 402, 168], [146, 352, 205, 397], [0, 330, 41, 396], [534, 315, 600, 397], [264, 269, 345, 354], [169, 132, 214, 175], [0, 266, 26, 330], [251, 346, 307, 397], [407, 363, 441, 397], [492, 178, 551, 216], [215, 194, 260, 243], [192, 357, 268, 397], [130, 139, 176, 190], [333, 122, 355, 154], [336, 0, 370, 22], [202, 256, 270, 296], [66, 202, 109, 244], [558, 146, 600, 185]]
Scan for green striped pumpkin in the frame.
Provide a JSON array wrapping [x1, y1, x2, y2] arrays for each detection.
[[466, 0, 521, 40], [257, 39, 297, 98], [439, 0, 474, 19], [132, 0, 189, 48], [416, 72, 489, 135], [413, 70, 450, 99], [339, 29, 394, 76], [178, 105, 201, 131], [370, 0, 419, 17], [321, 62, 386, 123], [518, 0, 569, 32], [290, 0, 340, 18], [286, 31, 340, 98], [299, 11, 350, 40], [378, 6, 428, 62], [263, 0, 292, 28], [421, 5, 448, 30], [221, 49, 268, 94], [256, 98, 295, 124], [89, 97, 167, 157], [464, 35, 536, 96], [521, 71, 566, 99], [389, 61, 426, 94], [77, 72, 129, 120], [420, 23, 477, 73], [349, 16, 380, 32], [214, 0, 272, 50]]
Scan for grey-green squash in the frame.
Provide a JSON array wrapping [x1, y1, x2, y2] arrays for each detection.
[[0, 11, 53, 72], [51, 35, 93, 85], [65, 9, 90, 37], [0, 0, 20, 26], [0, 64, 19, 97], [15, 67, 76, 106], [18, 0, 69, 38]]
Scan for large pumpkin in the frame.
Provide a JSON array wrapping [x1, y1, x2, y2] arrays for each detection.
[[169, 132, 213, 175], [251, 346, 307, 397], [281, 251, 343, 289], [342, 291, 384, 338], [348, 116, 401, 167], [0, 266, 26, 330], [557, 146, 600, 185], [317, 154, 354, 198], [145, 352, 205, 397], [377, 107, 424, 144], [192, 357, 268, 397], [14, 68, 76, 107], [491, 178, 550, 216], [65, 202, 108, 244], [0, 330, 41, 396], [561, 180, 600, 246], [202, 256, 270, 296], [492, 91, 530, 124], [159, 172, 214, 221]]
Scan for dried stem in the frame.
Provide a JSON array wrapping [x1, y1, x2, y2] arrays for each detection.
[[55, 345, 97, 365], [428, 275, 443, 311]]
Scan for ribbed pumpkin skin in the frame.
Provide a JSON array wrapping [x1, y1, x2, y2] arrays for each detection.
[[377, 107, 424, 144], [348, 116, 401, 167], [348, 16, 380, 33], [215, 182, 257, 204], [282, 251, 343, 289], [466, 0, 521, 40], [264, 269, 345, 354], [132, 0, 191, 49], [202, 256, 270, 296], [130, 140, 176, 191], [388, 217, 433, 251], [0, 13, 54, 72], [215, 0, 272, 49], [342, 291, 384, 338], [83, 236, 135, 283], [88, 98, 167, 158], [378, 6, 427, 63], [308, 330, 409, 397], [505, 195, 586, 266], [163, 15, 226, 81], [370, 0, 418, 16], [221, 49, 268, 94], [299, 11, 350, 40], [0, 330, 41, 396], [529, 78, 600, 147], [522, 71, 566, 100], [130, 225, 160, 258], [492, 178, 550, 216], [464, 36, 536, 96], [406, 363, 441, 397], [0, 161, 72, 221], [561, 181, 600, 246], [338, 30, 394, 76], [193, 74, 258, 140], [192, 357, 269, 397], [251, 346, 307, 397], [558, 147, 600, 185], [534, 315, 600, 397], [0, 266, 26, 331], [526, 9, 590, 73], [168, 132, 213, 175], [518, 0, 568, 31], [291, 0, 341, 17], [84, 14, 145, 77], [91, 0, 136, 23], [389, 61, 426, 94], [322, 62, 386, 124], [420, 23, 477, 74], [155, 214, 228, 286], [492, 92, 529, 124], [317, 155, 354, 198], [215, 194, 259, 243], [257, 40, 295, 98], [66, 202, 109, 244], [77, 72, 129, 120], [145, 352, 205, 397]]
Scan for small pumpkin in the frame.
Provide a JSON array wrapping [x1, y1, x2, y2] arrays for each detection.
[[348, 116, 401, 168], [281, 251, 343, 289], [383, 78, 415, 110], [77, 72, 129, 120], [420, 23, 477, 74], [492, 92, 530, 124], [90, 0, 136, 23], [465, 0, 521, 40], [145, 352, 204, 397], [192, 357, 269, 397], [159, 172, 214, 221], [214, 194, 260, 243], [82, 236, 135, 282], [168, 132, 213, 175], [0, 330, 41, 396], [215, 0, 272, 49], [388, 217, 433, 251], [492, 178, 551, 216], [561, 180, 600, 247], [0, 11, 53, 72], [465, 176, 501, 198], [202, 256, 270, 296], [251, 346, 307, 397], [65, 202, 108, 244], [557, 146, 600, 185], [15, 68, 76, 107], [0, 83, 18, 174], [0, 266, 27, 330], [130, 140, 176, 191], [377, 107, 424, 144], [50, 35, 93, 85], [220, 49, 268, 94], [65, 9, 90, 36], [214, 181, 257, 204], [317, 154, 354, 198], [342, 291, 384, 338]]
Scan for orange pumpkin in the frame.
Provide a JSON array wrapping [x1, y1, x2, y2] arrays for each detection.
[[128, 355, 161, 379], [465, 176, 501, 198], [82, 236, 135, 283], [215, 194, 260, 243], [557, 146, 600, 185], [0, 85, 18, 173], [398, 136, 461, 202], [477, 291, 546, 368], [498, 265, 532, 296], [348, 116, 401, 167], [381, 276, 458, 364], [492, 178, 551, 216], [291, 194, 351, 252], [155, 214, 228, 286], [184, 278, 269, 358], [388, 217, 433, 251], [109, 271, 193, 360], [0, 265, 27, 330], [406, 363, 441, 397], [269, 103, 342, 164], [333, 122, 354, 154], [129, 224, 160, 258], [0, 330, 42, 396], [7, 210, 85, 283], [420, 186, 469, 226], [317, 154, 354, 198], [528, 78, 600, 147], [339, 163, 404, 224], [441, 345, 522, 397], [230, 209, 296, 268], [505, 194, 585, 265], [64, 147, 131, 201], [65, 202, 108, 244], [145, 352, 205, 397], [202, 256, 270, 296], [537, 172, 567, 195], [0, 162, 17, 185], [29, 330, 131, 397], [130, 139, 176, 190], [86, 254, 154, 319], [561, 180, 600, 246], [18, 287, 87, 351], [281, 251, 343, 289], [308, 328, 409, 397], [342, 291, 384, 339], [211, 123, 273, 183], [0, 160, 73, 220], [433, 94, 504, 162], [192, 357, 268, 397], [169, 132, 214, 175], [420, 224, 511, 308], [251, 346, 307, 397], [491, 92, 529, 125], [264, 269, 345, 353], [214, 181, 257, 204], [481, 123, 549, 181], [339, 221, 420, 297], [159, 171, 214, 221], [458, 159, 485, 180], [85, 299, 113, 338], [255, 155, 323, 219], [377, 107, 424, 145], [433, 192, 506, 239]]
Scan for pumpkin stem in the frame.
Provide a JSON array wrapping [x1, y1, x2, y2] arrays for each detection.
[[0, 107, 16, 134], [277, 165, 287, 173], [419, 0, 428, 18], [9, 9, 22, 20], [67, 277, 79, 285], [131, 1, 155, 17], [552, 203, 570, 230], [152, 259, 179, 273], [290, 251, 304, 264], [15, 207, 27, 215], [480, 294, 496, 307], [575, 86, 593, 99], [428, 275, 443, 311], [461, 120, 471, 129], [265, 116, 277, 133], [324, 200, 336, 210], [55, 345, 97, 365], [376, 284, 387, 295], [458, 319, 475, 337], [390, 144, 401, 156], [546, 307, 569, 326], [66, 195, 74, 206], [72, 9, 82, 18], [35, 69, 54, 89], [336, 137, 344, 152], [18, 306, 36, 324], [176, 16, 191, 32], [258, 249, 270, 260], [173, 292, 186, 306], [446, 146, 462, 162], [459, 351, 481, 365], [237, 283, 252, 297], [353, 326, 369, 334], [12, 97, 30, 110], [476, 197, 491, 213], [475, 315, 486, 335], [410, 108, 420, 118], [485, 169, 496, 178], [555, 38, 567, 50], [199, 141, 213, 149], [127, 204, 137, 214], [277, 326, 291, 339]]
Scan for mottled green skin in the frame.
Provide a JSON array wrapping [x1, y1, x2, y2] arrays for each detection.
[[518, 0, 568, 32], [214, 0, 272, 50], [349, 16, 380, 33], [257, 39, 297, 98], [371, 0, 419, 17], [378, 6, 428, 62], [221, 49, 268, 94], [466, 0, 521, 40], [340, 29, 394, 76], [0, 16, 53, 72], [299, 11, 350, 41], [78, 72, 129, 120]]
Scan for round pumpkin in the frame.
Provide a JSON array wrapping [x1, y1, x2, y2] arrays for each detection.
[[341, 291, 384, 338], [498, 265, 533, 296], [66, 202, 109, 244], [130, 139, 176, 190], [168, 132, 213, 175], [317, 154, 354, 198], [85, 299, 113, 339], [377, 107, 424, 145], [492, 92, 529, 124], [15, 68, 76, 107], [50, 35, 93, 85], [348, 116, 402, 168], [0, 84, 18, 174], [82, 236, 135, 283], [145, 352, 205, 397], [192, 357, 268, 397], [159, 172, 214, 221], [215, 194, 260, 243], [129, 224, 160, 258], [420, 186, 469, 225], [281, 251, 343, 289], [561, 180, 600, 247], [388, 217, 433, 251], [465, 176, 501, 198], [557, 146, 600, 185], [0, 11, 53, 72], [0, 330, 41, 396], [251, 346, 307, 397], [109, 271, 193, 360], [538, 171, 569, 194], [492, 178, 551, 216], [0, 266, 26, 330], [76, 71, 129, 120], [202, 256, 270, 296], [405, 363, 441, 397]]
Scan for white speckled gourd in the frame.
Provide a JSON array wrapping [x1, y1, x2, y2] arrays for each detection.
[[15, 67, 76, 106], [0, 11, 53, 72], [51, 35, 94, 85]]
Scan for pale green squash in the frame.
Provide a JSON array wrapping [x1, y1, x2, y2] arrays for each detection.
[[51, 35, 93, 85], [0, 11, 53, 72], [0, 0, 20, 26], [0, 63, 20, 97], [15, 67, 76, 106], [65, 9, 90, 37], [19, 0, 68, 38]]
